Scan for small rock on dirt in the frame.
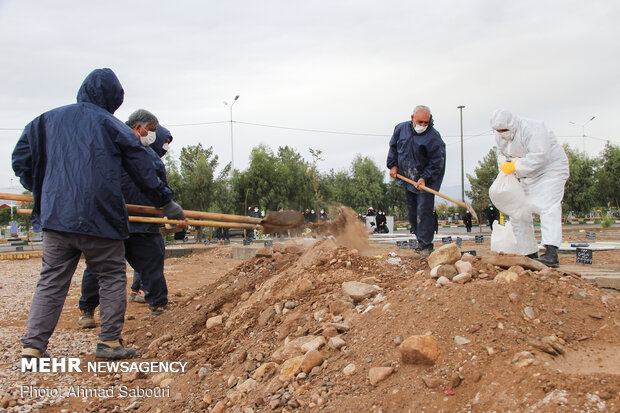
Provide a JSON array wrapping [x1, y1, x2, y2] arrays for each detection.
[[399, 334, 439, 365], [369, 366, 394, 386]]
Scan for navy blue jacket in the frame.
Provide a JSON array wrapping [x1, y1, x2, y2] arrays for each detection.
[[123, 125, 173, 233], [387, 118, 446, 193], [12, 68, 174, 239]]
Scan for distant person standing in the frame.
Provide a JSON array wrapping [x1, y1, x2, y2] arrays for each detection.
[[433, 209, 439, 234], [464, 211, 473, 232], [387, 105, 446, 255], [308, 209, 317, 223], [12, 69, 185, 361], [487, 204, 499, 230]]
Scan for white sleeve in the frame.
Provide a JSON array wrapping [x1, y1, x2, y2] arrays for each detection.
[[514, 121, 551, 177]]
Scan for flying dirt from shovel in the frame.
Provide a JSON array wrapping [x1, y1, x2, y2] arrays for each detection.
[[316, 206, 370, 253]]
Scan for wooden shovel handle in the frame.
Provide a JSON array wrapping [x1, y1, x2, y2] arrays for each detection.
[[0, 193, 263, 225], [15, 208, 261, 230]]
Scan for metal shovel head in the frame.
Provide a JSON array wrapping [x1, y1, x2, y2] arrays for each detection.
[[261, 210, 305, 233]]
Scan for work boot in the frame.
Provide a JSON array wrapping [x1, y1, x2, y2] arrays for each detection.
[[78, 309, 96, 329], [526, 252, 539, 259], [149, 305, 169, 318], [20, 348, 50, 371], [415, 244, 434, 257], [95, 339, 136, 360], [535, 245, 559, 268], [129, 290, 146, 303]]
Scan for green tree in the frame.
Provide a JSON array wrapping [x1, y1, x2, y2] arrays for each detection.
[[232, 144, 279, 212], [349, 154, 386, 211], [466, 148, 498, 218], [563, 144, 597, 216], [275, 146, 314, 210], [384, 179, 407, 218], [595, 143, 620, 209]]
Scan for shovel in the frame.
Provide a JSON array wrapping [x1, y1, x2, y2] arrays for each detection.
[[2, 193, 304, 234], [395, 174, 478, 221]]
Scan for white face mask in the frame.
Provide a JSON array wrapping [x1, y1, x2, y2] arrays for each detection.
[[161, 143, 170, 152], [414, 124, 428, 134], [497, 130, 514, 141], [140, 131, 156, 146]]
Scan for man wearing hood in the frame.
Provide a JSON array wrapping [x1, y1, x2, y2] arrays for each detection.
[[387, 105, 446, 255], [78, 118, 176, 323], [490, 109, 569, 267], [12, 69, 186, 361]]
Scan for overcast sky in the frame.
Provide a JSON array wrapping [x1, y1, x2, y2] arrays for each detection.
[[1, 0, 619, 200]]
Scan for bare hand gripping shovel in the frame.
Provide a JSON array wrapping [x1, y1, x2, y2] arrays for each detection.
[[395, 174, 478, 221]]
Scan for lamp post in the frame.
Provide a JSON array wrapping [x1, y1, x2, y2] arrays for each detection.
[[569, 116, 595, 153], [223, 95, 240, 170], [457, 105, 465, 202]]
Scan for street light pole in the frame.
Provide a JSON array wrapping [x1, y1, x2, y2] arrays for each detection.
[[569, 116, 595, 153], [457, 105, 465, 202], [223, 95, 240, 170]]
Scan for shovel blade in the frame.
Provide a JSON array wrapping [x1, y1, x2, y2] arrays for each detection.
[[261, 210, 305, 233]]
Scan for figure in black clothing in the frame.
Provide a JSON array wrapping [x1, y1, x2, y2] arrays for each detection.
[[375, 210, 389, 233], [319, 209, 328, 221], [486, 204, 499, 230], [367, 207, 376, 216], [433, 209, 439, 234], [308, 209, 317, 223], [464, 211, 473, 232], [303, 208, 310, 223]]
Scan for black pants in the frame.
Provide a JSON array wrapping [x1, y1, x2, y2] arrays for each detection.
[[80, 233, 167, 309]]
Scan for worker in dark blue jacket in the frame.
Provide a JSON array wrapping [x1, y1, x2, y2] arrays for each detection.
[[78, 120, 175, 322], [387, 105, 446, 255], [12, 68, 186, 361]]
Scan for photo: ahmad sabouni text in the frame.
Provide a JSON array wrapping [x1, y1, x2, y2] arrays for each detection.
[[20, 384, 170, 399]]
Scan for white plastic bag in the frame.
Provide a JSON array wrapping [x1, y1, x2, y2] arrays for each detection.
[[489, 172, 531, 221], [490, 221, 519, 254]]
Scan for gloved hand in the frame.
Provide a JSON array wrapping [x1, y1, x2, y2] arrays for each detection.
[[500, 161, 517, 174], [162, 200, 186, 220]]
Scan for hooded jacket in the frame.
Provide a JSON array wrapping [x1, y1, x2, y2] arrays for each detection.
[[387, 117, 446, 192], [122, 125, 173, 233], [11, 68, 174, 239]]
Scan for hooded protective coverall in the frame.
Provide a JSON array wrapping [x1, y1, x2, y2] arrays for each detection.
[[490, 109, 569, 256], [12, 68, 174, 354]]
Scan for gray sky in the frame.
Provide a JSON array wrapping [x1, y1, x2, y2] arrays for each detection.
[[1, 0, 619, 200]]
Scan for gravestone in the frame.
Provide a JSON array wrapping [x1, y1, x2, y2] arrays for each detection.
[[264, 240, 273, 247], [576, 248, 593, 264], [461, 250, 477, 256], [475, 235, 484, 244], [441, 236, 452, 245]]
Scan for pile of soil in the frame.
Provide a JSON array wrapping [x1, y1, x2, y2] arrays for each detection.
[[87, 235, 619, 412]]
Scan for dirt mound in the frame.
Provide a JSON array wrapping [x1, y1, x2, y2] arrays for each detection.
[[93, 242, 619, 412]]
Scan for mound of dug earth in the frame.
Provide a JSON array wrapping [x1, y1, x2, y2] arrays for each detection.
[[94, 241, 618, 412]]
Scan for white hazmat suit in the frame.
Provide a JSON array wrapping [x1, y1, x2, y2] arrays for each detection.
[[490, 109, 569, 256]]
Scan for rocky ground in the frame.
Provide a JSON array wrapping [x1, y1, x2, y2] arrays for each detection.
[[0, 227, 619, 412]]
